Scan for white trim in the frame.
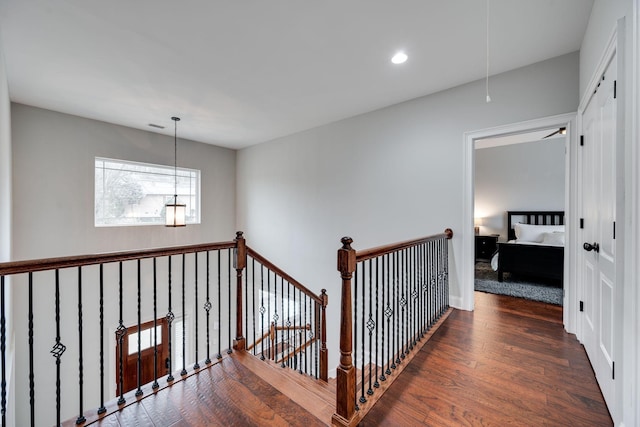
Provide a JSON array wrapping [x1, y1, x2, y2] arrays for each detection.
[[462, 113, 576, 318]]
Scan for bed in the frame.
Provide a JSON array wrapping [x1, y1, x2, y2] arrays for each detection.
[[496, 210, 565, 286]]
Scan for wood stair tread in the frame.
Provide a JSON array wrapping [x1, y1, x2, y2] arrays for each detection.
[[232, 351, 335, 425]]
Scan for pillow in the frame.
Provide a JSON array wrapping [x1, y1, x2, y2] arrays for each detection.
[[541, 231, 565, 246], [514, 223, 565, 243]]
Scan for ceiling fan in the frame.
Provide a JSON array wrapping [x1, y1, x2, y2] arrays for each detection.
[[543, 127, 567, 139]]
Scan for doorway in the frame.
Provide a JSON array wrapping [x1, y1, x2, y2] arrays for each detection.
[[462, 112, 578, 331]]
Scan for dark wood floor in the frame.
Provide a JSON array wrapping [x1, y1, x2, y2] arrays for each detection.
[[361, 292, 613, 426], [82, 292, 612, 426]]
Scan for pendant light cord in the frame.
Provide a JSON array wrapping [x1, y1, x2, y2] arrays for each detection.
[[485, 0, 491, 103], [172, 116, 180, 202]]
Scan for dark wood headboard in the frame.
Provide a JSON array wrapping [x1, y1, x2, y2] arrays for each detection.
[[507, 211, 565, 241]]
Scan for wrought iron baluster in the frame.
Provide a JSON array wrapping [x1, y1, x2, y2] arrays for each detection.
[[280, 277, 285, 368], [76, 267, 87, 424], [303, 293, 308, 375], [392, 251, 399, 369], [244, 253, 249, 357], [217, 250, 222, 360], [294, 285, 298, 372], [181, 254, 187, 376], [52, 269, 67, 425], [205, 252, 212, 365], [167, 257, 175, 383], [28, 273, 34, 426], [412, 246, 418, 347], [116, 263, 126, 404], [152, 258, 159, 389], [358, 263, 366, 404], [259, 264, 265, 360], [286, 279, 291, 368], [400, 249, 407, 361], [98, 265, 106, 413], [136, 260, 143, 397], [384, 253, 392, 377], [1, 276, 6, 427], [366, 259, 374, 396], [227, 248, 232, 354], [251, 258, 256, 357], [267, 268, 271, 360], [298, 287, 303, 374], [192, 253, 200, 370], [373, 257, 380, 389]]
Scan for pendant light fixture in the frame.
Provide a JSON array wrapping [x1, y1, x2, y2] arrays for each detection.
[[166, 116, 186, 227]]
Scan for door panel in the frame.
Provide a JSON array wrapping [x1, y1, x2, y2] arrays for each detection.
[[580, 54, 617, 414]]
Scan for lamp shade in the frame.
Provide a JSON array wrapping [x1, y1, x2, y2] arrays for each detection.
[[166, 201, 186, 227]]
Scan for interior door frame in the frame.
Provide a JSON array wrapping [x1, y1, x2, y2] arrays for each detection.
[[461, 112, 578, 331]]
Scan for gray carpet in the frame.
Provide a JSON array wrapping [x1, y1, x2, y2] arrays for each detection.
[[475, 262, 563, 305]]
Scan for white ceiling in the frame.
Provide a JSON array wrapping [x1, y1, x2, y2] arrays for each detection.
[[0, 0, 594, 149]]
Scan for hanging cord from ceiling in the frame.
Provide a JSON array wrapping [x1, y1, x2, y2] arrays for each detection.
[[486, 0, 492, 103]]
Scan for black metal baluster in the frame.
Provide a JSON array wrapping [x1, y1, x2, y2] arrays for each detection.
[[194, 253, 200, 370], [374, 257, 380, 389], [358, 263, 366, 404], [28, 273, 34, 426], [205, 252, 212, 365], [136, 260, 143, 397], [298, 287, 303, 374], [227, 248, 232, 354], [267, 268, 272, 360], [445, 238, 450, 308], [251, 258, 256, 357], [392, 251, 399, 369], [303, 292, 308, 374], [293, 285, 298, 371], [244, 254, 248, 355], [167, 257, 175, 383], [384, 254, 392, 377], [217, 250, 222, 360], [98, 265, 106, 413], [259, 264, 265, 360], [366, 259, 374, 396], [280, 277, 285, 368], [181, 254, 187, 376], [412, 246, 418, 347], [1, 276, 6, 427], [314, 299, 319, 378], [116, 263, 126, 404], [52, 269, 67, 425], [286, 279, 291, 368], [76, 267, 87, 423], [152, 259, 159, 389], [400, 249, 407, 361], [380, 255, 386, 382]]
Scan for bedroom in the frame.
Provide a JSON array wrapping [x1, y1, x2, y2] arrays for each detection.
[[474, 129, 566, 306]]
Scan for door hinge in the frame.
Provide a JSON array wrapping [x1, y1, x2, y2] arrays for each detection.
[[613, 221, 616, 239], [580, 218, 584, 229], [612, 361, 615, 380], [614, 80, 617, 99], [579, 301, 584, 312], [580, 135, 584, 146]]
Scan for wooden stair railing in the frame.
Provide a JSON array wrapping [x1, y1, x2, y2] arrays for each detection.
[[332, 229, 454, 427], [0, 231, 327, 427]]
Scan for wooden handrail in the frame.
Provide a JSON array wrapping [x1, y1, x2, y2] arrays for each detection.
[[0, 241, 236, 276], [247, 247, 323, 304], [355, 228, 453, 262]]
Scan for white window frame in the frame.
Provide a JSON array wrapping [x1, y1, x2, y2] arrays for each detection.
[[95, 157, 201, 227]]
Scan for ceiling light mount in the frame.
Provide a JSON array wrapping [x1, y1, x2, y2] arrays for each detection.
[[391, 52, 408, 65], [166, 116, 186, 227]]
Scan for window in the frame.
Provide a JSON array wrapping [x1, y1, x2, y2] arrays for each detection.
[[95, 157, 200, 226], [127, 325, 163, 355]]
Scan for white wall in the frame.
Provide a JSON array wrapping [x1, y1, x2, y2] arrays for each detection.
[[11, 104, 237, 258], [475, 139, 566, 240], [10, 105, 237, 425], [237, 52, 580, 372], [0, 31, 15, 427], [580, 1, 637, 426]]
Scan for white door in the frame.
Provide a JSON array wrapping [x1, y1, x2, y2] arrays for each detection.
[[580, 54, 618, 413]]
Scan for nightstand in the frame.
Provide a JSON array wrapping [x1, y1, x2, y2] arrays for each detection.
[[475, 235, 498, 262]]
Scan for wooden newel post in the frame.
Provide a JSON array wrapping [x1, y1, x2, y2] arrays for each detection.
[[320, 288, 329, 382], [332, 237, 357, 426], [233, 231, 247, 351]]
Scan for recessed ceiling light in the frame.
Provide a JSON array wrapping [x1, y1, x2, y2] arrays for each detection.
[[391, 52, 408, 64]]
